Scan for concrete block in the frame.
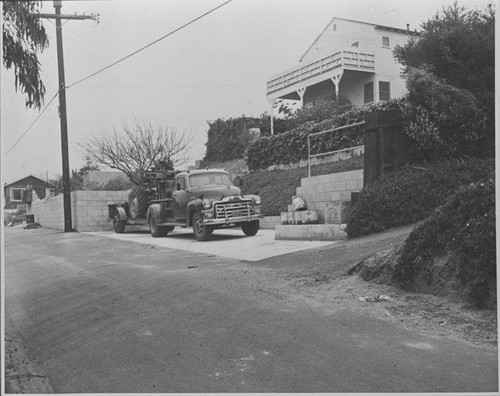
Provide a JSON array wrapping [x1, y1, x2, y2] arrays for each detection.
[[275, 224, 346, 241], [324, 200, 351, 224]]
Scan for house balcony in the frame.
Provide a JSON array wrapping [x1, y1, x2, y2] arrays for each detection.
[[266, 50, 375, 101]]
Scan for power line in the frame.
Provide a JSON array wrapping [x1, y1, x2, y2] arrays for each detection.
[[3, 91, 59, 156], [4, 0, 234, 158], [66, 0, 234, 89]]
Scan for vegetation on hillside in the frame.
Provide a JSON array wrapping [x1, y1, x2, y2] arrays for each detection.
[[394, 178, 495, 308], [346, 158, 494, 238]]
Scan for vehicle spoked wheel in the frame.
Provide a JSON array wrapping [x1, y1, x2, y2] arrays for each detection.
[[192, 211, 213, 241]]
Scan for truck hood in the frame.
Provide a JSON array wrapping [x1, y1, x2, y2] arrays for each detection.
[[190, 185, 242, 200]]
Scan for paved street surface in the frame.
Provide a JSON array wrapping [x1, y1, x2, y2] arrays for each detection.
[[86, 227, 336, 261], [4, 226, 498, 393]]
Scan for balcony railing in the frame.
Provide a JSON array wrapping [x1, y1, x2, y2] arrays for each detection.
[[267, 50, 375, 95]]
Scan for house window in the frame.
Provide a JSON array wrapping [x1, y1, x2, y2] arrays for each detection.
[[382, 36, 390, 47], [10, 188, 23, 202], [351, 41, 359, 48], [379, 81, 391, 101], [333, 24, 337, 32], [364, 82, 374, 104]]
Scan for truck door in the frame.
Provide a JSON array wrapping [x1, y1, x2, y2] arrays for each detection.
[[172, 175, 188, 221]]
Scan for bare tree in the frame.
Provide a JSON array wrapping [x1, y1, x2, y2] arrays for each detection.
[[81, 120, 194, 185]]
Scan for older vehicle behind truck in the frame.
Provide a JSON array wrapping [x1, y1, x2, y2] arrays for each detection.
[[108, 168, 263, 241]]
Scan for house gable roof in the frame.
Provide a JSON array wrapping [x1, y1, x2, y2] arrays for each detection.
[[299, 16, 420, 62], [4, 175, 54, 190]]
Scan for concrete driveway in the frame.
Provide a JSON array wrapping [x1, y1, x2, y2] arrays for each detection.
[[85, 227, 337, 261]]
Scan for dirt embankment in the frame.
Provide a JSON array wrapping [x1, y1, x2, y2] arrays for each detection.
[[258, 225, 497, 349]]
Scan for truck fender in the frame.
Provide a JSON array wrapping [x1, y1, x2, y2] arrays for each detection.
[[109, 205, 127, 221], [147, 203, 163, 223], [186, 199, 203, 227]]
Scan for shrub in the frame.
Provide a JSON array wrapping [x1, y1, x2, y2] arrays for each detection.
[[402, 67, 489, 159], [393, 178, 495, 308], [346, 158, 494, 237]]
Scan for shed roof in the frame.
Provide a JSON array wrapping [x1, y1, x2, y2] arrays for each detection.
[[4, 175, 54, 190]]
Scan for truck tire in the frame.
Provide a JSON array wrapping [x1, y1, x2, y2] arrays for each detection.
[[129, 186, 148, 219], [112, 210, 126, 233], [241, 220, 259, 236], [192, 211, 213, 241], [149, 214, 168, 238]]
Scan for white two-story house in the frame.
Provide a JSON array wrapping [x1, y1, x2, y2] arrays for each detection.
[[266, 17, 419, 126]]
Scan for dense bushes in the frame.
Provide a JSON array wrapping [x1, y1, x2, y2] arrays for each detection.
[[393, 178, 495, 308], [402, 67, 489, 159], [346, 158, 494, 237]]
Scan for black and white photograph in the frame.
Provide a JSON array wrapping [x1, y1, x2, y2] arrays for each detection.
[[1, 0, 497, 393]]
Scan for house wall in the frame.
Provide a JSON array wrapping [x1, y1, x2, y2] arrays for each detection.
[[31, 190, 129, 232], [299, 18, 414, 105]]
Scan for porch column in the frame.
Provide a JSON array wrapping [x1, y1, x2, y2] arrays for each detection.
[[331, 71, 344, 100], [297, 87, 306, 108], [268, 98, 277, 135]]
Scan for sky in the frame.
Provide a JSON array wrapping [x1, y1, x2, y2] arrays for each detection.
[[1, 0, 495, 184]]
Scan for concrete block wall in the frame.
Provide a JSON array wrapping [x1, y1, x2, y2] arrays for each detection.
[[295, 169, 363, 223], [31, 190, 129, 232]]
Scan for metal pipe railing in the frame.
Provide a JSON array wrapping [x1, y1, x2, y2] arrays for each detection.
[[307, 121, 365, 178]]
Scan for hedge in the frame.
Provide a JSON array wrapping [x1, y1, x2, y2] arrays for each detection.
[[247, 100, 402, 171]]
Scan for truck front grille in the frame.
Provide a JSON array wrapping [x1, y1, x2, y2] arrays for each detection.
[[214, 201, 254, 219]]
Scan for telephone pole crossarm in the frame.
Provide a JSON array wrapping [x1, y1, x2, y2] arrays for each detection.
[[35, 13, 99, 22]]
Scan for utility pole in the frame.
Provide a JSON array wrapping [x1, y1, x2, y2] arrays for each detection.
[[36, 1, 98, 232]]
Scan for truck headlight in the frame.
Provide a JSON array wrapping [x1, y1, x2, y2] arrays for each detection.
[[203, 199, 212, 209], [254, 195, 261, 206]]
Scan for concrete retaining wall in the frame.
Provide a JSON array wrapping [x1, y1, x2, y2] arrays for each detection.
[[296, 169, 364, 223], [31, 191, 129, 232], [267, 146, 364, 171]]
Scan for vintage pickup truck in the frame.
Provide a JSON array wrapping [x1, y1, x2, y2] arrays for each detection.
[[108, 168, 263, 241]]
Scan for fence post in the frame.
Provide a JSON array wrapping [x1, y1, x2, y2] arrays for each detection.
[[308, 135, 311, 178]]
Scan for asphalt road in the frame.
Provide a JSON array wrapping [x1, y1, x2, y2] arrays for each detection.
[[4, 226, 498, 393]]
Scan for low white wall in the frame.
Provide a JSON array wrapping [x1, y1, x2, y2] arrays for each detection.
[[31, 190, 129, 232], [266, 146, 364, 171]]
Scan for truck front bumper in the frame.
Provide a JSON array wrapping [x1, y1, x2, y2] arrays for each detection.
[[202, 213, 263, 226]]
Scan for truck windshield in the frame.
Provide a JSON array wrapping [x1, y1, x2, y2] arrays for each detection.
[[189, 173, 231, 188]]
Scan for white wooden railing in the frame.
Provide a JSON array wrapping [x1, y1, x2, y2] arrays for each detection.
[[267, 51, 375, 95]]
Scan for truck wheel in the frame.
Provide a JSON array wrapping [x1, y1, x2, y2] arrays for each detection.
[[192, 211, 213, 241], [149, 214, 168, 238], [241, 220, 259, 236], [129, 186, 148, 219], [112, 212, 126, 234]]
